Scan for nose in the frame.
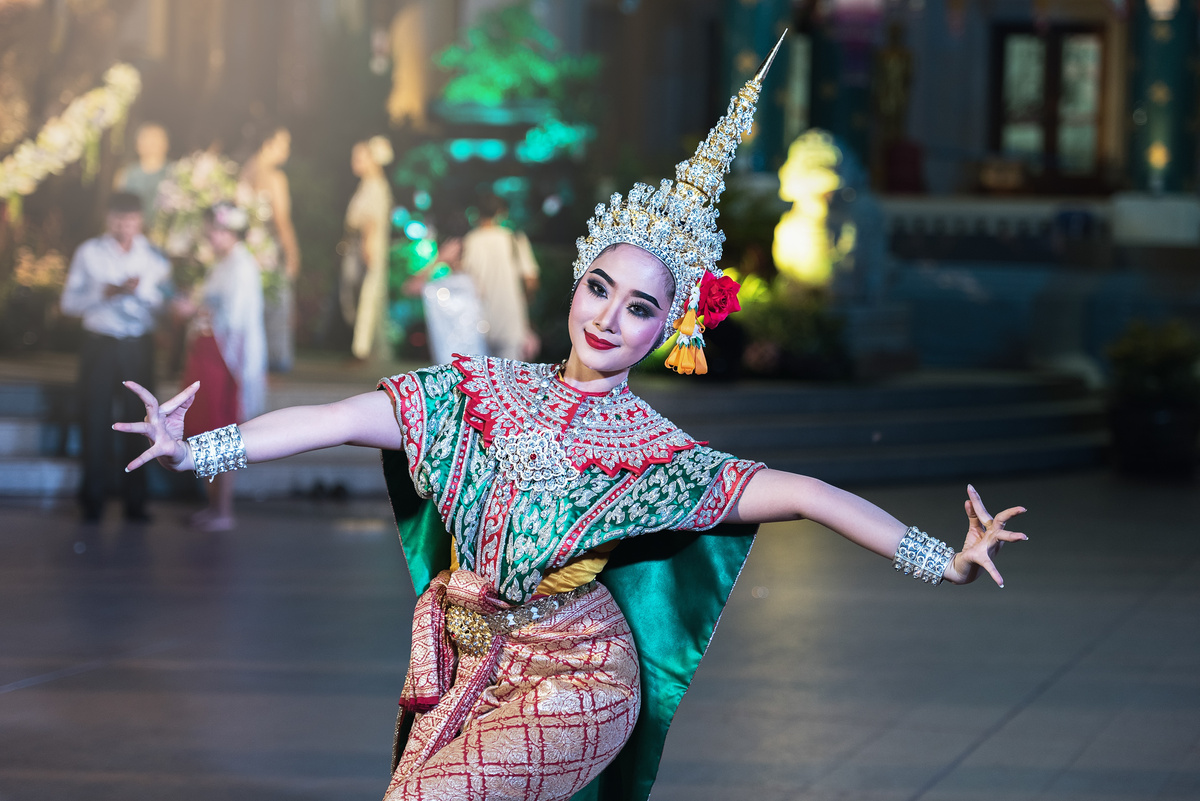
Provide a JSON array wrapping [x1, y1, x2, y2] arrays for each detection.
[[594, 297, 620, 334]]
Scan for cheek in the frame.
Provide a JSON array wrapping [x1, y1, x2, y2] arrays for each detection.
[[568, 285, 596, 322], [626, 315, 666, 354]]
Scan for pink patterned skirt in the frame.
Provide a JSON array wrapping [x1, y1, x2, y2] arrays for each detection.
[[386, 571, 640, 801]]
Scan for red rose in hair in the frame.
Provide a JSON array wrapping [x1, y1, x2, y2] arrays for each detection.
[[698, 272, 741, 327]]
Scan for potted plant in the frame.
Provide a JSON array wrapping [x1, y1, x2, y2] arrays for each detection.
[[1106, 319, 1200, 477]]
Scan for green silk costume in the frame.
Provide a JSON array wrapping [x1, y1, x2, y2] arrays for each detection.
[[380, 355, 761, 801]]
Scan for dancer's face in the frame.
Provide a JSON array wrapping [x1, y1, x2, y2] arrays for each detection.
[[568, 244, 674, 374]]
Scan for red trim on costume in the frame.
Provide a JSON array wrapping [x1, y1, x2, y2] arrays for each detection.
[[451, 354, 701, 478], [380, 373, 427, 487], [679, 458, 766, 531]]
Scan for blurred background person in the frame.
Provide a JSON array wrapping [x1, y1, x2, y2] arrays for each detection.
[[460, 193, 540, 361], [175, 203, 266, 531], [340, 135, 395, 363], [420, 233, 488, 364], [239, 125, 299, 373], [60, 191, 170, 523], [113, 122, 171, 229]]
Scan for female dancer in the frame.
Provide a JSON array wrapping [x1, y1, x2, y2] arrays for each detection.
[[173, 203, 266, 531], [116, 38, 1026, 801]]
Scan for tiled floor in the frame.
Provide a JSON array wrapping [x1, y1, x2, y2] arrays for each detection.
[[1, 469, 1197, 800]]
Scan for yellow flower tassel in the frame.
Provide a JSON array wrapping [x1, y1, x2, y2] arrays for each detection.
[[665, 281, 708, 375]]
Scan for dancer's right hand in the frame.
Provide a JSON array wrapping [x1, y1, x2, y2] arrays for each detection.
[[114, 380, 200, 473]]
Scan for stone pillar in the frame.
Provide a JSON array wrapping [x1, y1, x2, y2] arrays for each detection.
[[722, 0, 791, 172], [1127, 0, 1198, 192]]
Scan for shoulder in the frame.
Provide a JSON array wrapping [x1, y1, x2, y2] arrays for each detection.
[[379, 360, 467, 403], [566, 389, 700, 476], [133, 237, 168, 267], [74, 237, 105, 258]]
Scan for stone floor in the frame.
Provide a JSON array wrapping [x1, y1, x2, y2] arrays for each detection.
[[1, 468, 1197, 801]]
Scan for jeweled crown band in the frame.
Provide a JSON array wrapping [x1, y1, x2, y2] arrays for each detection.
[[893, 526, 955, 586], [188, 424, 247, 482]]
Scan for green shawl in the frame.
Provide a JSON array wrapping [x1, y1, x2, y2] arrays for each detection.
[[382, 447, 757, 801]]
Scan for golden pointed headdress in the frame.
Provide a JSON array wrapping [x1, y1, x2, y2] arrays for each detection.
[[572, 31, 787, 368]]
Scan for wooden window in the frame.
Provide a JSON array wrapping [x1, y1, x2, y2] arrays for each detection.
[[990, 24, 1105, 189]]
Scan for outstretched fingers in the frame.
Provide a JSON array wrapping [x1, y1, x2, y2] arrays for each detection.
[[123, 380, 159, 415], [968, 550, 1006, 588], [993, 504, 1027, 529], [112, 421, 151, 435], [966, 484, 993, 525], [125, 444, 163, 473], [161, 381, 200, 416]]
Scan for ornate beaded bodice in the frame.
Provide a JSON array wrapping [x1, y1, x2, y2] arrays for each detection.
[[381, 355, 763, 603]]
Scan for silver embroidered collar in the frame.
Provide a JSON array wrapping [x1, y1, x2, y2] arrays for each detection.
[[489, 363, 626, 494]]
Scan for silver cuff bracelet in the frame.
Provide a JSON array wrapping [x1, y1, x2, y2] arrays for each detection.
[[188, 424, 247, 482], [893, 526, 954, 586]]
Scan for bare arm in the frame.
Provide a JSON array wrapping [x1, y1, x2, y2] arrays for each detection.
[[116, 382, 402, 473], [727, 468, 1027, 587], [728, 469, 907, 557]]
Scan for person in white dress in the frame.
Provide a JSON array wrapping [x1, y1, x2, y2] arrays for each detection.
[[342, 136, 395, 362]]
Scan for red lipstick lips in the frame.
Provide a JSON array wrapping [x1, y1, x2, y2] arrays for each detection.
[[584, 332, 618, 351]]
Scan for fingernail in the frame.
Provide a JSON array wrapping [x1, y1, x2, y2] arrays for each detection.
[[124, 467, 130, 473]]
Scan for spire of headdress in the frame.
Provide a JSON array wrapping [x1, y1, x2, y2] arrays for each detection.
[[674, 30, 787, 204]]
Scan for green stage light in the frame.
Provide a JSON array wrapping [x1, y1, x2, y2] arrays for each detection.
[[478, 139, 506, 161], [413, 190, 432, 210], [493, 176, 529, 196], [446, 138, 508, 162], [404, 220, 428, 240]]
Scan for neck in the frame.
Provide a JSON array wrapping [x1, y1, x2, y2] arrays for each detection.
[[140, 155, 166, 173], [111, 235, 135, 252], [560, 350, 629, 393]]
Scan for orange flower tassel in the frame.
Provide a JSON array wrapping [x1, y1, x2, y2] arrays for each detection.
[[665, 280, 710, 375]]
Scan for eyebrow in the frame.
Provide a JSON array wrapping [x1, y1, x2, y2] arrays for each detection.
[[589, 268, 663, 310]]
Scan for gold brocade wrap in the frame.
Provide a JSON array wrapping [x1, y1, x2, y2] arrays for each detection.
[[387, 568, 641, 800]]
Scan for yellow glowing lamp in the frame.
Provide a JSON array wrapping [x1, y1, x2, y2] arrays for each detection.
[[1148, 142, 1170, 170], [773, 130, 844, 285]]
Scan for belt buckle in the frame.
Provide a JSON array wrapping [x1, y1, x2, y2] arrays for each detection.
[[445, 605, 493, 657]]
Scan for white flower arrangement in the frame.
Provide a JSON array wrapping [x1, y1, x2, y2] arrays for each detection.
[[151, 151, 280, 288], [0, 64, 141, 204]]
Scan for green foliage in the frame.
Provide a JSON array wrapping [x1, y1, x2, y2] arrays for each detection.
[[436, 2, 600, 114], [393, 143, 449, 192], [739, 280, 847, 370], [1107, 319, 1200, 405]]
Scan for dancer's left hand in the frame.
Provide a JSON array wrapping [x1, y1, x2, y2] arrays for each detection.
[[941, 484, 1028, 587]]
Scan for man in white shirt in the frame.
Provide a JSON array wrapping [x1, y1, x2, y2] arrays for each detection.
[[61, 191, 170, 522]]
